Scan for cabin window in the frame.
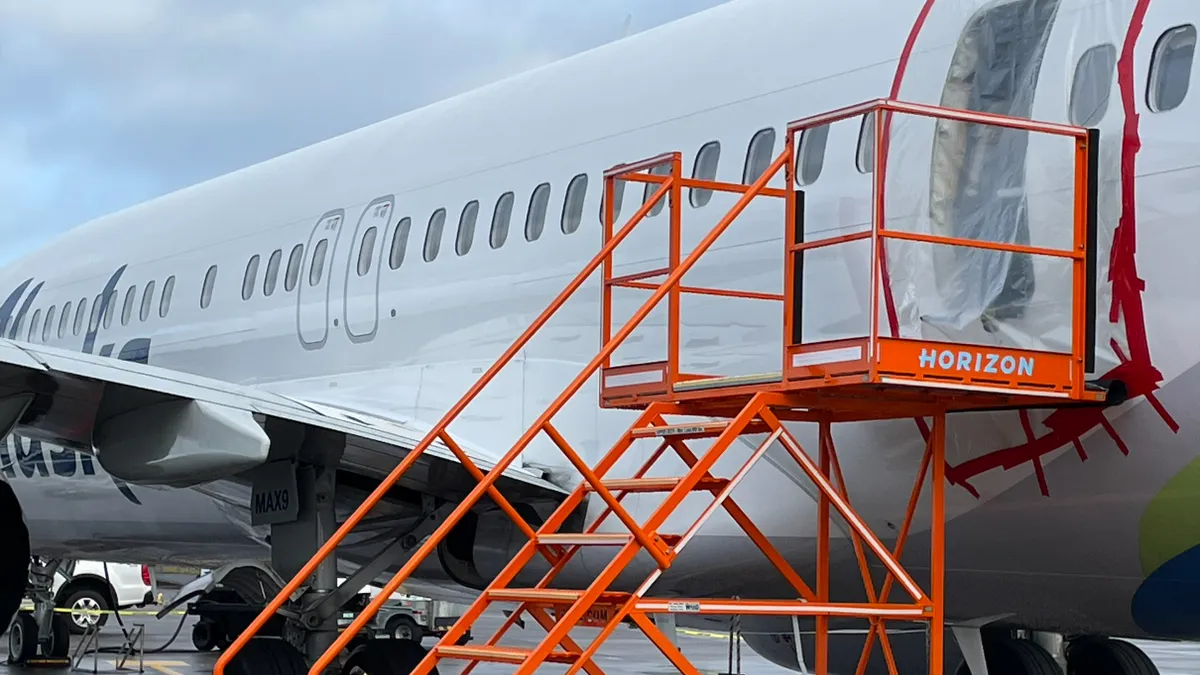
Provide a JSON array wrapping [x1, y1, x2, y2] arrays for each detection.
[[102, 292, 115, 330], [74, 298, 87, 335], [599, 179, 627, 225], [243, 254, 260, 301], [58, 301, 72, 339], [743, 128, 776, 184], [525, 183, 551, 242], [424, 209, 446, 262], [309, 240, 329, 286], [856, 114, 875, 174], [1070, 44, 1118, 126], [264, 249, 282, 295], [42, 306, 55, 342], [140, 280, 156, 321], [797, 124, 830, 186], [1149, 25, 1197, 113], [160, 276, 175, 317], [490, 192, 514, 249], [389, 218, 411, 269], [201, 265, 218, 309], [121, 285, 136, 326], [456, 201, 479, 256], [28, 309, 40, 342], [357, 226, 379, 275], [285, 244, 304, 290], [561, 174, 588, 234], [690, 141, 721, 207]]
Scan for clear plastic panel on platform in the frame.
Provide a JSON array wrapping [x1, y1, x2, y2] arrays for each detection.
[[881, 111, 1081, 354]]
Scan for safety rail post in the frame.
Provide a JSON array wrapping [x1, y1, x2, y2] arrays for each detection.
[[213, 162, 675, 675], [600, 152, 683, 393]]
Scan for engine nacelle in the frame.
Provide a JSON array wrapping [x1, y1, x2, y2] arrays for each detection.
[[436, 500, 588, 590], [0, 479, 30, 633]]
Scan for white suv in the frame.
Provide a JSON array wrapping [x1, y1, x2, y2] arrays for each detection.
[[53, 561, 156, 634]]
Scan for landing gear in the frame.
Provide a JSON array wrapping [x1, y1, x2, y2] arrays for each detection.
[[6, 557, 74, 665], [1067, 637, 1159, 675], [7, 611, 70, 664], [955, 635, 1060, 675], [341, 640, 438, 675], [217, 447, 450, 674]]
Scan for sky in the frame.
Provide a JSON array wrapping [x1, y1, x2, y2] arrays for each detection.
[[0, 0, 728, 265]]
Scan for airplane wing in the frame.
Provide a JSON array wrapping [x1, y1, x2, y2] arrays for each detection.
[[0, 339, 567, 503]]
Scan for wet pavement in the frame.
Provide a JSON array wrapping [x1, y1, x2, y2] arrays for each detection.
[[2, 608, 1198, 674]]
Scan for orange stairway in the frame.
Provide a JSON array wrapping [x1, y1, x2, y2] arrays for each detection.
[[215, 99, 1105, 675]]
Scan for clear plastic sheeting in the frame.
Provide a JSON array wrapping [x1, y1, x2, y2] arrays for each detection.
[[882, 113, 1079, 355], [796, 0, 1132, 374]]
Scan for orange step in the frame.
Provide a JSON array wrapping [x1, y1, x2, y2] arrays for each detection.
[[488, 588, 632, 605], [435, 644, 580, 665], [628, 419, 771, 438], [588, 476, 729, 493], [537, 533, 682, 547]]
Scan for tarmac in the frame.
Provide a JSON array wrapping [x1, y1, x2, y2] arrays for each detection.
[[3, 605, 1199, 674]]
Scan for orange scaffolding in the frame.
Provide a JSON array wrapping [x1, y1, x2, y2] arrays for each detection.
[[215, 99, 1104, 675]]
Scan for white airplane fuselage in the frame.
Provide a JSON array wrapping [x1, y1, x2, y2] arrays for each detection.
[[3, 0, 1200, 670]]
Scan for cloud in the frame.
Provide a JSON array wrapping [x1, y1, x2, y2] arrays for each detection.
[[0, 0, 726, 263]]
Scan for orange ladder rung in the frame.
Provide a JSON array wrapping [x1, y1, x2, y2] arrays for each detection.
[[435, 644, 582, 665], [585, 476, 730, 493], [627, 419, 770, 439], [537, 533, 682, 547], [487, 589, 632, 605]]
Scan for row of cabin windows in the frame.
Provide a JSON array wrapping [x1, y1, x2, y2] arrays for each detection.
[[223, 26, 1195, 307], [15, 275, 177, 344]]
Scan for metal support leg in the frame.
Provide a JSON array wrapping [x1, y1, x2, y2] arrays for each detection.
[[29, 557, 62, 648], [270, 462, 340, 665]]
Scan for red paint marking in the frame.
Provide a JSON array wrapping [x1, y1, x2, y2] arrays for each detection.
[[881, 0, 1172, 498], [879, 0, 938, 338], [944, 0, 1176, 497]]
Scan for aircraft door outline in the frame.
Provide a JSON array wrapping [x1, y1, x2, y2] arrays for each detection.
[[342, 196, 395, 343], [296, 209, 346, 350]]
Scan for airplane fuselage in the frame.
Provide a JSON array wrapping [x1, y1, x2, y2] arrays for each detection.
[[3, 0, 1200, 670]]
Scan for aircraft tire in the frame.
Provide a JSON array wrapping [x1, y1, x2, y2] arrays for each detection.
[[954, 636, 1060, 675], [48, 613, 72, 658], [223, 638, 307, 675], [340, 639, 439, 675], [6, 612, 37, 665], [1067, 637, 1160, 675], [191, 620, 217, 651]]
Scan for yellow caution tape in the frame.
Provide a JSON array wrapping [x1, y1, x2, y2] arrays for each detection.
[[678, 628, 731, 639], [18, 605, 187, 617]]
